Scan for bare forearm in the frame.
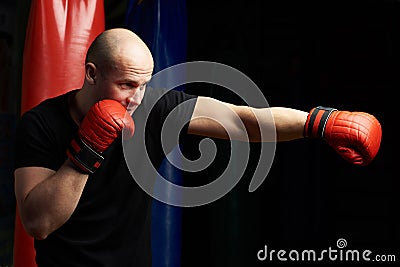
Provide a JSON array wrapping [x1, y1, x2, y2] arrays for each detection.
[[189, 97, 308, 142], [20, 160, 88, 239], [267, 107, 308, 141], [232, 105, 308, 142]]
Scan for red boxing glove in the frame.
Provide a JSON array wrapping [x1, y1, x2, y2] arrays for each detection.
[[304, 106, 382, 166], [67, 99, 135, 173]]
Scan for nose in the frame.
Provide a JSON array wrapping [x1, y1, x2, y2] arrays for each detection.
[[125, 89, 138, 103], [126, 89, 144, 108], [124, 96, 135, 110], [126, 96, 134, 106]]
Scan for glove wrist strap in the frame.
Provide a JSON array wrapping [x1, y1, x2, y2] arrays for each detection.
[[304, 106, 337, 138], [66, 137, 104, 174]]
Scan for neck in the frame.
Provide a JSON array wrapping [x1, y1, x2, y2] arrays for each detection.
[[69, 88, 92, 125]]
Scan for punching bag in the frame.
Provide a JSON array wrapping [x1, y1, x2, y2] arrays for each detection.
[[125, 1, 188, 266], [14, 1, 104, 266]]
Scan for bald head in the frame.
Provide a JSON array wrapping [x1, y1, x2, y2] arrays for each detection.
[[85, 28, 153, 72]]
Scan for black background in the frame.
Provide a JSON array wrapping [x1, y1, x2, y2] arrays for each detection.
[[181, 1, 397, 266]]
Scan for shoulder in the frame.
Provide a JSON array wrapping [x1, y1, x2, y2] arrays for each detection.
[[21, 90, 75, 120], [141, 87, 198, 111], [133, 87, 198, 131], [25, 90, 73, 113], [18, 90, 77, 133]]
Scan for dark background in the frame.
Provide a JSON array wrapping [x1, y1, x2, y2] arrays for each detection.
[[181, 1, 397, 266], [1, 0, 397, 266]]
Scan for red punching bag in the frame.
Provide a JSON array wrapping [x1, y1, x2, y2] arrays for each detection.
[[14, 1, 104, 266]]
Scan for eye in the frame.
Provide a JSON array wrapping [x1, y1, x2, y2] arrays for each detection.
[[119, 82, 147, 91], [120, 83, 135, 90]]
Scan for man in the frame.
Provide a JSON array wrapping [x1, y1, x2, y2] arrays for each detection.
[[14, 28, 382, 266]]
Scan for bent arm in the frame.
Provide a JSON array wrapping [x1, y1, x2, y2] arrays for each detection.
[[187, 96, 308, 142], [14, 160, 88, 240]]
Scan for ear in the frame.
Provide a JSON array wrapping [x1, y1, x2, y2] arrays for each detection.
[[85, 62, 97, 85]]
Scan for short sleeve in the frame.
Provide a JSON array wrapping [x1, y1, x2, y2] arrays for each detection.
[[133, 88, 198, 163], [14, 111, 63, 171]]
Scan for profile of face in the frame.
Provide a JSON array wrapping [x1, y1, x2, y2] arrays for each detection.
[[93, 61, 152, 115], [87, 28, 154, 115]]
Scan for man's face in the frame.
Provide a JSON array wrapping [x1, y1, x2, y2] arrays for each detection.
[[95, 56, 153, 115]]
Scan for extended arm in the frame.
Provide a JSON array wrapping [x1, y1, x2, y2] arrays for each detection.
[[187, 96, 308, 142], [188, 97, 382, 166]]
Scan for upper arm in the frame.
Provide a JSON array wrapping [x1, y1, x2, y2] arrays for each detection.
[[187, 96, 255, 141], [14, 167, 55, 209]]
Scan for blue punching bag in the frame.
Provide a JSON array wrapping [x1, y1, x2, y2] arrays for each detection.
[[125, 1, 187, 266]]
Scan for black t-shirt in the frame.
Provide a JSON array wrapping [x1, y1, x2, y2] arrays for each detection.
[[15, 87, 198, 267]]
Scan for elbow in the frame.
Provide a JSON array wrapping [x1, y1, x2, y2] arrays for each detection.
[[25, 224, 49, 240], [30, 229, 49, 241], [31, 232, 48, 241], [21, 216, 51, 240], [24, 221, 50, 240]]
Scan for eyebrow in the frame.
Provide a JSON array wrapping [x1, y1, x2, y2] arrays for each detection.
[[119, 76, 152, 86], [119, 79, 139, 85]]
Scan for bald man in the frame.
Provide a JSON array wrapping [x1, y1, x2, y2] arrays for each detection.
[[14, 28, 381, 266]]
